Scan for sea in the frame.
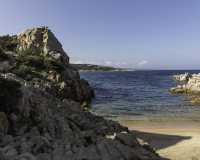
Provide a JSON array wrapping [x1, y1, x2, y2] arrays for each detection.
[[79, 70, 200, 122]]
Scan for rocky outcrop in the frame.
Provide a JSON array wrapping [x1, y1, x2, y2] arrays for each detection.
[[0, 75, 158, 160], [41, 71, 94, 103], [173, 72, 192, 82], [170, 72, 200, 94], [12, 26, 95, 103], [16, 26, 69, 67]]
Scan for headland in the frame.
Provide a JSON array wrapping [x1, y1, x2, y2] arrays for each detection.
[[70, 63, 134, 72]]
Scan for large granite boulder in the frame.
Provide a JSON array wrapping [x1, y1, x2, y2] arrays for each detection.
[[16, 26, 69, 67], [173, 72, 192, 82]]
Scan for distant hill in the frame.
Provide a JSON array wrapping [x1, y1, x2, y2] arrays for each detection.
[[70, 64, 134, 71]]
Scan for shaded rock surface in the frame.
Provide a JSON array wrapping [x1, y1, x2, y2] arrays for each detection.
[[0, 74, 158, 160]]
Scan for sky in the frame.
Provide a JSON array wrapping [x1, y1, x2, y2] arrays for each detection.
[[1, 0, 200, 69]]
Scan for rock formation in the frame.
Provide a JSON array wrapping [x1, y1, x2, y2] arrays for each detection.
[[16, 26, 69, 67], [0, 73, 158, 160], [0, 27, 158, 159], [9, 26, 95, 103], [173, 72, 192, 82], [170, 72, 200, 94]]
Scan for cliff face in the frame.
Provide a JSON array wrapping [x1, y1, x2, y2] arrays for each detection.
[[0, 74, 158, 160], [8, 26, 94, 103]]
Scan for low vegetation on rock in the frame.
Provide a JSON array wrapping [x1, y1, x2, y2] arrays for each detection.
[[43, 57, 65, 73], [13, 64, 35, 76], [0, 61, 13, 73], [0, 34, 18, 51], [0, 47, 9, 61], [13, 48, 64, 77]]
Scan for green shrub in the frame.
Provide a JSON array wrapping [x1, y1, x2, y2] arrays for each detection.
[[0, 46, 8, 60], [17, 49, 45, 70], [0, 78, 22, 114], [16, 49, 64, 74], [28, 55, 45, 69], [44, 58, 64, 73], [45, 68, 50, 73], [0, 35, 18, 51], [25, 75, 32, 81], [13, 65, 34, 76], [17, 49, 35, 62], [0, 46, 4, 54], [11, 39, 18, 46]]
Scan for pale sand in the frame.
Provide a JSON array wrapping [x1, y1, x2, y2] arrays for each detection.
[[120, 121, 200, 160]]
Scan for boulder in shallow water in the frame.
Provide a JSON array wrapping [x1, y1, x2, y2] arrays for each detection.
[[170, 72, 200, 95], [173, 72, 192, 82]]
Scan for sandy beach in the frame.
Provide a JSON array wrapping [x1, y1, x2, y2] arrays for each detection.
[[120, 121, 200, 160]]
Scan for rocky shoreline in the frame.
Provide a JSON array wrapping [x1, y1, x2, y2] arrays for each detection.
[[0, 26, 158, 160], [170, 72, 200, 94]]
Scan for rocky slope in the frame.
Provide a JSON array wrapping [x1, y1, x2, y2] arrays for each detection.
[[170, 72, 200, 94], [0, 73, 158, 160]]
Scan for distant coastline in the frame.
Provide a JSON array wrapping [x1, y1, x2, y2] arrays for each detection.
[[70, 63, 134, 72], [78, 69, 134, 72]]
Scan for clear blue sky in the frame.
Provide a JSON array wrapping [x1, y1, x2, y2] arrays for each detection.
[[1, 0, 200, 69]]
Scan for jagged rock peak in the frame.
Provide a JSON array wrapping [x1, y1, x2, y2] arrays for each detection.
[[14, 26, 95, 103], [16, 26, 69, 67]]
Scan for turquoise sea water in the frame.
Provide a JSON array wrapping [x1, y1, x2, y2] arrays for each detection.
[[79, 70, 200, 122]]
